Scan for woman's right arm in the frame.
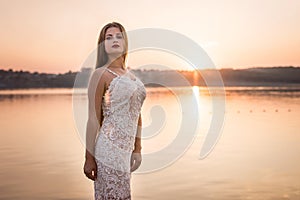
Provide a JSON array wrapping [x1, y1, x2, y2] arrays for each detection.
[[84, 68, 106, 180]]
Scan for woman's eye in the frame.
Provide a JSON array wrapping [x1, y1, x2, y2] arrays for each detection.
[[105, 35, 122, 40]]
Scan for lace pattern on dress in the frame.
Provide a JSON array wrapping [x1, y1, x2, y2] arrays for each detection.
[[94, 67, 146, 199]]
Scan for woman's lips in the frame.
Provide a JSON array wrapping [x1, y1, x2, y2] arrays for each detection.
[[112, 44, 120, 48]]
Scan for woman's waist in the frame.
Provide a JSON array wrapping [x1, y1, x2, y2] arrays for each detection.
[[95, 131, 136, 153]]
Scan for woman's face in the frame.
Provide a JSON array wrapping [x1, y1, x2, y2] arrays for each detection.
[[104, 27, 125, 56]]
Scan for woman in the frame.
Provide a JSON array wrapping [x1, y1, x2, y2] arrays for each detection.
[[83, 22, 146, 199]]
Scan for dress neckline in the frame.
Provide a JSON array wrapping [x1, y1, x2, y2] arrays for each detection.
[[106, 68, 128, 77], [106, 68, 137, 81]]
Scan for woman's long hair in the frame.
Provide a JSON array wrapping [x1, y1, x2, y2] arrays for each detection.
[[95, 22, 128, 69]]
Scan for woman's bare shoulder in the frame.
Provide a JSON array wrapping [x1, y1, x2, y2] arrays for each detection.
[[91, 67, 110, 79], [93, 67, 107, 75], [88, 67, 111, 88]]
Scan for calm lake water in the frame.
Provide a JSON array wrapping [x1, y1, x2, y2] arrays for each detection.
[[0, 87, 299, 200]]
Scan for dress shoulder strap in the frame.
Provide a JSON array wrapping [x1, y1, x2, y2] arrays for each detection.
[[106, 68, 120, 77]]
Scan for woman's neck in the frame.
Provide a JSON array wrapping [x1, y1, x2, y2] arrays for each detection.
[[107, 56, 125, 69]]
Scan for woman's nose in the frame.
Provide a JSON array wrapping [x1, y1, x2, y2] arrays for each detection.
[[112, 37, 119, 43]]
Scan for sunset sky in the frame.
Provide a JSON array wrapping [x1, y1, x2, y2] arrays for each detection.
[[0, 0, 299, 73]]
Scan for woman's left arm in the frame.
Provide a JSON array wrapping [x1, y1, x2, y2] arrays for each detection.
[[131, 114, 142, 172], [133, 114, 142, 152]]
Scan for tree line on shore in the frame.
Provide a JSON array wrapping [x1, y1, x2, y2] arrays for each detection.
[[1, 66, 300, 89]]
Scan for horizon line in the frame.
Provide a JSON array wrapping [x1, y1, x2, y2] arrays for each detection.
[[1, 65, 300, 74]]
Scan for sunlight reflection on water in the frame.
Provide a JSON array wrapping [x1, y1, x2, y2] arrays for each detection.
[[0, 87, 299, 200]]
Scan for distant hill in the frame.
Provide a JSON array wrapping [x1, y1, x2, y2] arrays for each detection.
[[0, 69, 77, 89], [218, 67, 300, 86], [1, 67, 300, 89]]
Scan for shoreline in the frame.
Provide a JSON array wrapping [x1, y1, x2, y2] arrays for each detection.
[[1, 67, 300, 89]]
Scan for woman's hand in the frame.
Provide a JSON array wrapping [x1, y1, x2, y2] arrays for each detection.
[[130, 152, 142, 172], [84, 158, 97, 181]]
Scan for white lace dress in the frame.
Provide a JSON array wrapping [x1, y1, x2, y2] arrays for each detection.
[[94, 68, 146, 200]]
